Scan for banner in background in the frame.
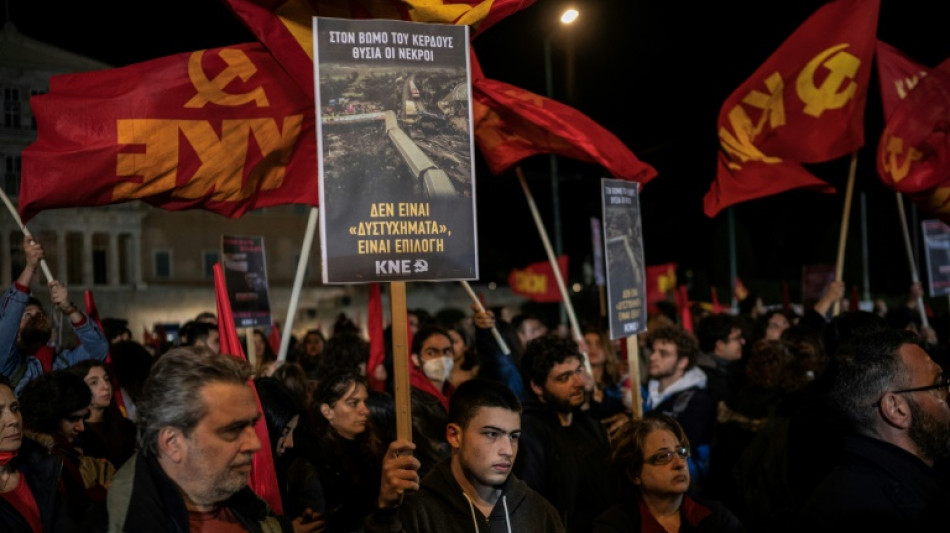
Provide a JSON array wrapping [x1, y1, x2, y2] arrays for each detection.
[[923, 219, 950, 297], [221, 235, 273, 328], [602, 179, 647, 339]]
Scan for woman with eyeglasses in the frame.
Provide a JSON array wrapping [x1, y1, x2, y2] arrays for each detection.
[[594, 412, 742, 532]]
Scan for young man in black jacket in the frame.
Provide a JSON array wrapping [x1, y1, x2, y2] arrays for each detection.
[[365, 378, 564, 533]]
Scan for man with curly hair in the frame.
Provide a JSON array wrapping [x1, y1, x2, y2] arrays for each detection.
[[513, 334, 618, 533]]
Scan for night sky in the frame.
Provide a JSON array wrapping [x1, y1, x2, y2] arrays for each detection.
[[6, 0, 950, 307]]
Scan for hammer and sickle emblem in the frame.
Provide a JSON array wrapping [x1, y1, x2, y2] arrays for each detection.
[[796, 44, 860, 117], [185, 48, 270, 108], [882, 135, 923, 184]]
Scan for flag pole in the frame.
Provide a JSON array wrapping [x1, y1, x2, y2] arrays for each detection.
[[0, 187, 54, 282], [277, 207, 319, 364], [833, 151, 858, 317], [515, 167, 589, 373], [895, 193, 929, 327], [460, 280, 510, 355], [390, 281, 412, 441], [626, 336, 642, 419]]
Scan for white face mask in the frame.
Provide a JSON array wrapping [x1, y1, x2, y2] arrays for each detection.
[[422, 355, 454, 383]]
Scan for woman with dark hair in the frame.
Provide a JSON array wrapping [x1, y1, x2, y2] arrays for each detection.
[[289, 371, 384, 533], [291, 329, 327, 379], [583, 324, 626, 421], [594, 413, 741, 532], [0, 375, 73, 532], [252, 329, 279, 376], [254, 377, 324, 533], [64, 360, 137, 470], [19, 370, 114, 532], [447, 324, 480, 388]]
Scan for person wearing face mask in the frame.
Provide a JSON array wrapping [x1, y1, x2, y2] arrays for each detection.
[[408, 326, 456, 478]]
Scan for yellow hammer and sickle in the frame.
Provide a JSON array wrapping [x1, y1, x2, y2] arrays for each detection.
[[185, 48, 270, 108], [882, 135, 923, 184], [796, 44, 860, 117]]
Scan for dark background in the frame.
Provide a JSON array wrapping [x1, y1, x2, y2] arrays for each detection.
[[6, 0, 950, 311]]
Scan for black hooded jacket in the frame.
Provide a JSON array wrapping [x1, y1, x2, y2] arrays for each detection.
[[364, 459, 564, 533]]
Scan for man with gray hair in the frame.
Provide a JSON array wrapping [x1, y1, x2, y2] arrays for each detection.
[[107, 347, 293, 533], [798, 328, 950, 531]]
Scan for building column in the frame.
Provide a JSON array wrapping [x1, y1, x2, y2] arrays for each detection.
[[82, 232, 93, 287], [109, 232, 120, 287], [132, 229, 144, 289], [56, 230, 67, 285]]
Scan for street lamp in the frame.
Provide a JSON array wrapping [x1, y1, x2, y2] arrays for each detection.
[[543, 7, 578, 324]]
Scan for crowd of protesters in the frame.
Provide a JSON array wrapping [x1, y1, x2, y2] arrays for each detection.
[[3, 235, 950, 532]]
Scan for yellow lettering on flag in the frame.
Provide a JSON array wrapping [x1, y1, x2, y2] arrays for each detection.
[[718, 72, 786, 168], [113, 115, 302, 202], [514, 270, 547, 294]]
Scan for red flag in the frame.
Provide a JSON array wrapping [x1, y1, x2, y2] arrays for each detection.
[[675, 285, 693, 334], [850, 285, 860, 312], [876, 40, 930, 119], [508, 256, 568, 303], [213, 263, 283, 514], [471, 53, 657, 184], [645, 263, 677, 313], [877, 57, 950, 199], [19, 43, 318, 223], [704, 0, 880, 217], [223, 0, 536, 98], [267, 323, 281, 356], [367, 283, 386, 392], [83, 290, 128, 416]]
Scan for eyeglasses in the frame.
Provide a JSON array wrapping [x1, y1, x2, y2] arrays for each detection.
[[644, 445, 689, 466], [874, 377, 950, 407]]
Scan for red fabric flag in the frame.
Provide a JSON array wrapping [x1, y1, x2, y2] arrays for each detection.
[[876, 40, 930, 119], [850, 285, 860, 312], [710, 287, 722, 314], [471, 52, 657, 184], [367, 283, 386, 392], [213, 263, 283, 514], [508, 256, 568, 303], [83, 290, 128, 416], [645, 263, 677, 313], [267, 322, 281, 356], [704, 0, 880, 217], [877, 57, 950, 198], [675, 285, 693, 334], [223, 0, 536, 98], [19, 43, 318, 223]]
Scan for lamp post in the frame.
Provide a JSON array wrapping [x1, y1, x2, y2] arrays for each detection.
[[543, 7, 578, 325]]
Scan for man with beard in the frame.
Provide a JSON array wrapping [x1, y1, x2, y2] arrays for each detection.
[[798, 329, 950, 531], [107, 347, 293, 533], [643, 325, 715, 490], [0, 236, 108, 395], [513, 335, 618, 533]]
